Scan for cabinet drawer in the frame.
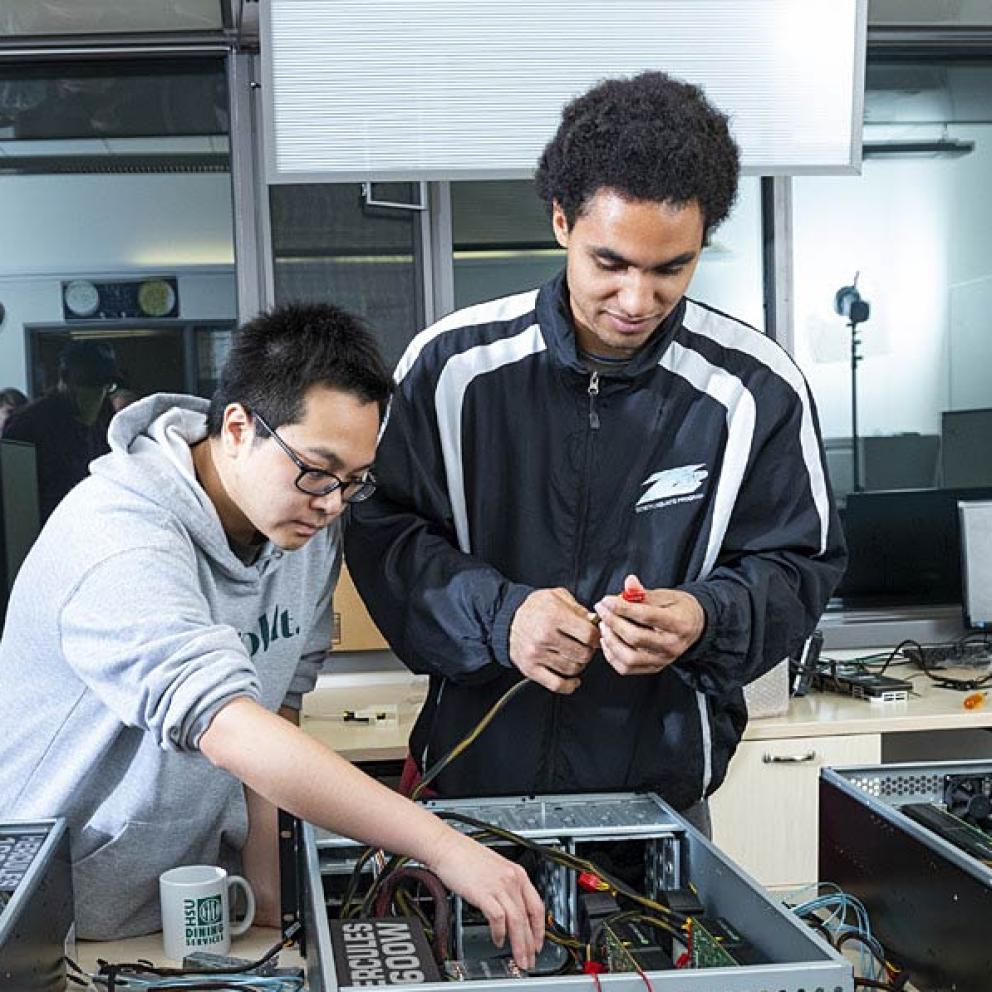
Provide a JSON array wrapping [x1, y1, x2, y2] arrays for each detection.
[[710, 733, 881, 889]]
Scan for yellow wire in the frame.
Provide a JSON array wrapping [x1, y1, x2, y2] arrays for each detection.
[[412, 679, 532, 800]]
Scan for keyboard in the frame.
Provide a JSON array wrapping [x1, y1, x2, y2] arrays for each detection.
[[0, 831, 45, 896]]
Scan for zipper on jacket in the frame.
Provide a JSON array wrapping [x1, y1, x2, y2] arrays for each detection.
[[587, 371, 601, 429], [545, 370, 601, 791]]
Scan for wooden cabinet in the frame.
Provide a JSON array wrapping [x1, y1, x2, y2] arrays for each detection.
[[710, 733, 881, 889]]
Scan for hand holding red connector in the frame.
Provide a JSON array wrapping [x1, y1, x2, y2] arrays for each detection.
[[593, 573, 705, 677]]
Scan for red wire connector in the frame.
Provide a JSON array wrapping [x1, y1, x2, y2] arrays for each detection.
[[582, 961, 606, 974], [577, 871, 610, 892], [621, 588, 646, 603]]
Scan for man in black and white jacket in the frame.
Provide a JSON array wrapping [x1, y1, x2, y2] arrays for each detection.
[[345, 72, 846, 828]]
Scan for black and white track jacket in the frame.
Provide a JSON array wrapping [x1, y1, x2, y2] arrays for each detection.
[[346, 271, 846, 808]]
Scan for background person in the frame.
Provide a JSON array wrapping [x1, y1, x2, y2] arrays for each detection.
[[0, 386, 27, 435], [3, 340, 119, 519], [0, 303, 543, 966], [346, 72, 847, 830]]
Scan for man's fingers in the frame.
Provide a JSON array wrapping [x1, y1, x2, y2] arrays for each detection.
[[558, 616, 601, 648], [600, 622, 675, 675], [551, 588, 602, 646], [501, 892, 538, 970], [482, 895, 507, 949], [524, 880, 546, 948], [601, 610, 681, 654], [510, 588, 598, 676], [527, 664, 581, 695]]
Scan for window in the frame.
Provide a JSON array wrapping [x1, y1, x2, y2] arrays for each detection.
[[0, 54, 236, 621], [0, 56, 236, 402], [269, 183, 425, 371], [451, 178, 764, 327], [793, 56, 992, 609]]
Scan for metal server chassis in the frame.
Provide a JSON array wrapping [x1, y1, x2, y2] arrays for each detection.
[[296, 792, 851, 992], [821, 759, 992, 992]]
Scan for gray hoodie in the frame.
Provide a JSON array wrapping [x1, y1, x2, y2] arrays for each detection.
[[0, 394, 339, 938]]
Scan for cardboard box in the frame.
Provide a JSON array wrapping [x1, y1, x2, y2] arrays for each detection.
[[333, 563, 389, 652]]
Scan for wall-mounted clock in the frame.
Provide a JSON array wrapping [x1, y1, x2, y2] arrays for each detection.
[[63, 279, 100, 318], [137, 279, 178, 318]]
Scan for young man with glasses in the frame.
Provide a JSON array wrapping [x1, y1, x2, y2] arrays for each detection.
[[346, 73, 847, 832], [0, 303, 544, 966]]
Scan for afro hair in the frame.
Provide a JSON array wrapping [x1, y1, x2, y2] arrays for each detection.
[[535, 71, 740, 237]]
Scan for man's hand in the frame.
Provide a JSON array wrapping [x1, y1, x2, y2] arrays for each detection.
[[594, 574, 705, 676], [509, 587, 600, 693], [426, 830, 545, 969]]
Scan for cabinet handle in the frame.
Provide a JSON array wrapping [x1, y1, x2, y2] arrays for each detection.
[[762, 750, 817, 764]]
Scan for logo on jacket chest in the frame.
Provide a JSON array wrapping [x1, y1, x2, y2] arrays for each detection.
[[240, 605, 301, 658], [636, 463, 709, 514]]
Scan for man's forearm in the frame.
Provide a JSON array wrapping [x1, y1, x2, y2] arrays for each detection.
[[201, 697, 450, 868]]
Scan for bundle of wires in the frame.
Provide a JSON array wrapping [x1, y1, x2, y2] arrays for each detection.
[[900, 636, 992, 692], [372, 864, 451, 961], [436, 811, 689, 929], [825, 637, 992, 693], [66, 925, 304, 992], [785, 883, 907, 991], [411, 678, 531, 801], [338, 804, 691, 976], [79, 977, 302, 992]]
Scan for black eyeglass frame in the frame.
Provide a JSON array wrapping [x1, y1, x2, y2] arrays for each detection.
[[251, 410, 377, 503]]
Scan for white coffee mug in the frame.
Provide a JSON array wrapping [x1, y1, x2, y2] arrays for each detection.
[[159, 864, 256, 961]]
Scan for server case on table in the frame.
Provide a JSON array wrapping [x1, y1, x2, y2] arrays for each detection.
[[821, 759, 992, 992], [281, 792, 852, 992]]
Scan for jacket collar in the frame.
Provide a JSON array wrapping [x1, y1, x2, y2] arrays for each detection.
[[535, 269, 687, 379]]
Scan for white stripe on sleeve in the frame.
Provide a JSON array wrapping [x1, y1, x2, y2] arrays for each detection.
[[659, 340, 756, 580], [435, 323, 546, 553], [683, 300, 831, 555], [395, 289, 539, 385]]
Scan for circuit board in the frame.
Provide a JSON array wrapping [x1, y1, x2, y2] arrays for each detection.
[[689, 917, 738, 968]]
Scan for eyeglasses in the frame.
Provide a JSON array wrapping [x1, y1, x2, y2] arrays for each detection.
[[252, 410, 377, 503]]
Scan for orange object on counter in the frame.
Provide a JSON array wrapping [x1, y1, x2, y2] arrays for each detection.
[[963, 691, 986, 710]]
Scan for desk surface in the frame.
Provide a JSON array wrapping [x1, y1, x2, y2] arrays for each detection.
[[743, 671, 992, 740], [304, 665, 992, 761], [75, 926, 303, 976]]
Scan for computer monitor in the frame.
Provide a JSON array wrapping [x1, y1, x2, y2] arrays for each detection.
[[959, 500, 992, 631], [0, 438, 41, 625], [838, 486, 992, 608], [942, 409, 992, 488], [861, 433, 940, 491]]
